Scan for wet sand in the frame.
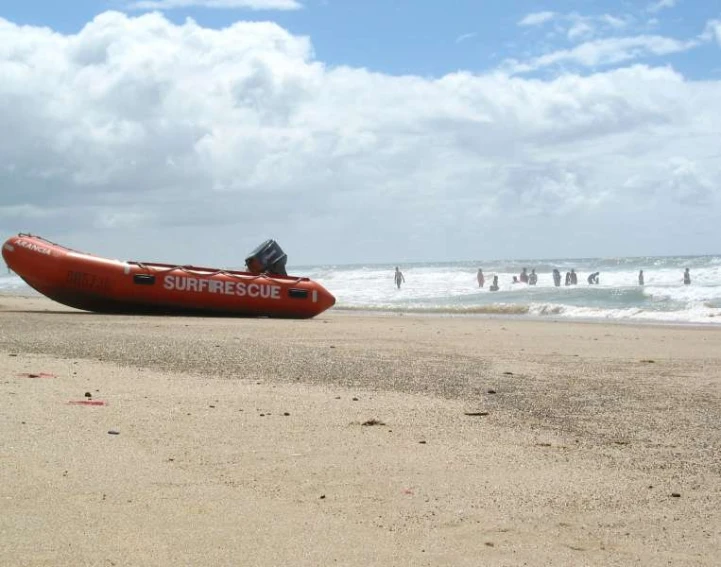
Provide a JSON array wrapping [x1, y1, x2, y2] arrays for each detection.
[[1, 294, 720, 566]]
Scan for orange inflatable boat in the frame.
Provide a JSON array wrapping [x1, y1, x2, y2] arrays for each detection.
[[2, 234, 335, 318]]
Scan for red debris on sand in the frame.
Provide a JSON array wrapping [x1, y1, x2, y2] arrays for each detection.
[[18, 372, 57, 379], [67, 400, 107, 406]]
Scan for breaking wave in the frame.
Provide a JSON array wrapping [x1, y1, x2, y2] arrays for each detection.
[[306, 254, 721, 325]]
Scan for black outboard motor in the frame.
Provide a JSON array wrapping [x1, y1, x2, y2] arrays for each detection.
[[245, 239, 288, 276]]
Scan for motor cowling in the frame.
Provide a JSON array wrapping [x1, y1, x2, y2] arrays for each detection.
[[245, 239, 288, 276]]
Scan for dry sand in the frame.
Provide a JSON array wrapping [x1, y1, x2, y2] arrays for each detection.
[[1, 294, 720, 566]]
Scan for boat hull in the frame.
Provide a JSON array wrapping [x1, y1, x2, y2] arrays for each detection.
[[2, 234, 335, 319]]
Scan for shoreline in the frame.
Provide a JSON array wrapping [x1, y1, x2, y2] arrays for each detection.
[[3, 289, 721, 330], [332, 304, 721, 329]]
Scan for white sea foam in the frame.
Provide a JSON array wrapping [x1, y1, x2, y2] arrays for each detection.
[[0, 273, 32, 294], [528, 302, 721, 324], [304, 255, 721, 324]]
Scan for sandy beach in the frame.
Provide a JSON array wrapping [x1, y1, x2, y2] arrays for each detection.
[[1, 294, 720, 566]]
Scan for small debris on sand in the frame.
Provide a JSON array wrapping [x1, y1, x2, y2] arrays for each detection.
[[17, 372, 56, 379]]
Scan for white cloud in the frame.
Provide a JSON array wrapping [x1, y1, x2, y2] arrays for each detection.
[[664, 157, 714, 206], [518, 12, 555, 26], [522, 12, 632, 43], [455, 32, 476, 44], [518, 11, 635, 46], [704, 19, 721, 44], [601, 15, 628, 29], [568, 20, 594, 41], [1, 12, 720, 263], [505, 35, 699, 73], [126, 0, 302, 11], [647, 0, 676, 13]]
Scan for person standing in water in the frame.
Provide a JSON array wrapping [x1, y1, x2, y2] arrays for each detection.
[[565, 271, 572, 286], [552, 269, 561, 287], [394, 267, 405, 289], [490, 275, 499, 291], [477, 268, 485, 288], [683, 268, 691, 285], [638, 270, 644, 285], [519, 268, 529, 283], [528, 269, 538, 286], [570, 269, 578, 285]]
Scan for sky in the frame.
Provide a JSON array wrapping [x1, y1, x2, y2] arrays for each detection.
[[0, 0, 720, 266]]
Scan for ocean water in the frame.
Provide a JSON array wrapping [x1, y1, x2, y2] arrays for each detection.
[[300, 255, 721, 325], [3, 256, 721, 325], [0, 272, 32, 296]]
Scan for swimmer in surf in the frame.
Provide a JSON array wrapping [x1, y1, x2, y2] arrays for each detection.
[[394, 267, 405, 289], [552, 269, 561, 287]]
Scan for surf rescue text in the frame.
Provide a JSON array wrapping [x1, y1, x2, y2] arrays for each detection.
[[163, 275, 281, 299]]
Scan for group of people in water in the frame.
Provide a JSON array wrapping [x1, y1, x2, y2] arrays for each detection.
[[474, 267, 692, 291], [476, 267, 587, 291], [393, 266, 693, 290]]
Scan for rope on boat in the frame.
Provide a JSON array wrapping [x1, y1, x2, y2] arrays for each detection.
[[134, 262, 304, 284], [18, 233, 305, 284]]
